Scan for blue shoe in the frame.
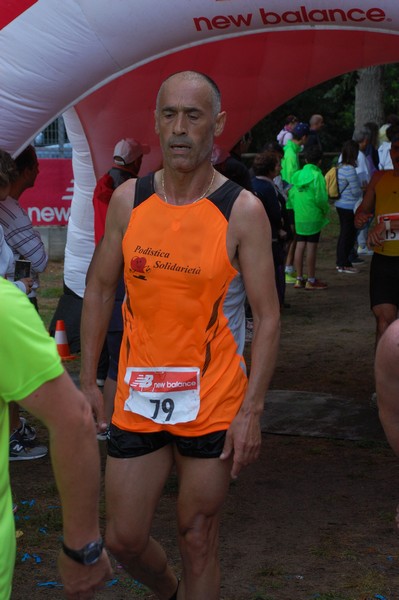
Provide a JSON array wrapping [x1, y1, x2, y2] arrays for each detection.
[[9, 430, 47, 461]]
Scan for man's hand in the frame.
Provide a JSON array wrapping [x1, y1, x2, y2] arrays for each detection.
[[367, 221, 385, 248], [354, 211, 373, 229], [81, 383, 107, 434], [220, 409, 262, 479], [20, 277, 33, 294], [58, 549, 113, 599]]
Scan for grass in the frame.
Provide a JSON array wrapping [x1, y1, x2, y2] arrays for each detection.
[[38, 260, 63, 330]]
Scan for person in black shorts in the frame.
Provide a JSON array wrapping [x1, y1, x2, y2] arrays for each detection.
[[80, 71, 280, 600], [355, 125, 399, 345]]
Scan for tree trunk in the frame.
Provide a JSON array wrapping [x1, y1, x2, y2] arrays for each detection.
[[354, 66, 385, 130]]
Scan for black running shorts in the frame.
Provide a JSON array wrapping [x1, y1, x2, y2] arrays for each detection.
[[295, 231, 321, 243], [107, 424, 227, 459], [370, 253, 399, 308]]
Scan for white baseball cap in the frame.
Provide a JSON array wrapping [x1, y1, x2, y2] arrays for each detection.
[[113, 138, 150, 165]]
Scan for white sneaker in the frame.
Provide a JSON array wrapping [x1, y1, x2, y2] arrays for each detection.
[[358, 246, 373, 256], [336, 266, 359, 274]]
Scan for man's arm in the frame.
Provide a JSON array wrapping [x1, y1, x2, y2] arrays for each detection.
[[354, 171, 382, 229], [20, 372, 112, 598], [375, 320, 399, 457], [221, 191, 281, 478], [80, 180, 134, 428], [375, 320, 399, 531], [3, 207, 48, 274]]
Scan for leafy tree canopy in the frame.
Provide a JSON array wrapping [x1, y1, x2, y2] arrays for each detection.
[[250, 63, 399, 155]]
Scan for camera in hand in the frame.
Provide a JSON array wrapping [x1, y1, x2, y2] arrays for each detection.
[[14, 259, 31, 281]]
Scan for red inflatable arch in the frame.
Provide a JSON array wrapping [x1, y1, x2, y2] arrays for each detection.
[[1, 0, 399, 294]]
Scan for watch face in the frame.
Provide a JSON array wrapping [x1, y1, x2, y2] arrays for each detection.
[[83, 542, 103, 565], [63, 538, 103, 565]]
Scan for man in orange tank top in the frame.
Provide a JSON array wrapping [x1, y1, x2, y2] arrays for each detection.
[[80, 71, 280, 600], [355, 125, 399, 346]]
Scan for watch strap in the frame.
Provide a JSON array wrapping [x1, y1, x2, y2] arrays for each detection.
[[62, 537, 103, 565]]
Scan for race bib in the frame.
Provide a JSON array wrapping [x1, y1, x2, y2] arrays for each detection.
[[384, 230, 399, 242], [377, 212, 399, 243], [123, 367, 200, 425]]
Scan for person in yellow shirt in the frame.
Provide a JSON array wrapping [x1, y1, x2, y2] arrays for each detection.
[[355, 124, 399, 345]]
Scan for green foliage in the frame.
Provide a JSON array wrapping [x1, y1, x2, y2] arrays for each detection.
[[250, 64, 399, 155]]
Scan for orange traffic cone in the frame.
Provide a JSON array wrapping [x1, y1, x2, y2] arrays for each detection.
[[54, 320, 76, 361]]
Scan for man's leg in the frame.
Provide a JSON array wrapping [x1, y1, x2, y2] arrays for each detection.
[[375, 320, 399, 457], [105, 446, 178, 600], [372, 303, 398, 346], [174, 450, 232, 600]]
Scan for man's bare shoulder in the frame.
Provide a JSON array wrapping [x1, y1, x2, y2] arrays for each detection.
[[231, 188, 267, 224], [369, 170, 386, 188], [112, 177, 137, 206], [105, 178, 139, 234], [227, 187, 270, 250]]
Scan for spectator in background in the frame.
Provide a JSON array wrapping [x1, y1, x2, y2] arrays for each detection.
[[0, 150, 33, 296], [363, 121, 380, 173], [93, 138, 150, 245], [288, 146, 329, 290], [251, 149, 292, 307], [0, 145, 47, 309], [352, 127, 375, 257], [214, 132, 253, 191], [281, 122, 310, 283], [378, 114, 399, 146], [304, 114, 324, 151], [0, 145, 49, 461], [276, 115, 298, 147], [262, 141, 290, 198], [379, 115, 399, 170], [335, 140, 362, 274]]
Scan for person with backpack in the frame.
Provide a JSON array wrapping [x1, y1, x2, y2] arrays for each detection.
[[92, 138, 150, 437], [334, 140, 362, 274], [276, 115, 298, 147], [93, 138, 150, 244], [288, 146, 329, 290]]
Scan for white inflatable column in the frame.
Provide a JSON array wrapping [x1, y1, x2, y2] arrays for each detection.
[[63, 108, 96, 298]]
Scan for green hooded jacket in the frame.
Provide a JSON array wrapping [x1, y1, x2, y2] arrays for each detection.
[[287, 163, 330, 235], [281, 139, 301, 184]]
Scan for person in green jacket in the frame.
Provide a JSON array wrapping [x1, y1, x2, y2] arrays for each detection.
[[288, 146, 330, 290], [281, 122, 310, 283]]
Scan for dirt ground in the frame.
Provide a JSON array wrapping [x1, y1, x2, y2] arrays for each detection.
[[9, 224, 399, 600]]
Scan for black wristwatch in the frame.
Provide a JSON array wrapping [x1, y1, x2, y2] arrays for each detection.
[[62, 537, 104, 565]]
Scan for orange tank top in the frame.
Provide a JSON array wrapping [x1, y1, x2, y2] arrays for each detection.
[[374, 171, 399, 257], [112, 175, 248, 436]]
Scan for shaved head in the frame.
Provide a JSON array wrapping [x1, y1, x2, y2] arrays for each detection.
[[156, 71, 221, 117]]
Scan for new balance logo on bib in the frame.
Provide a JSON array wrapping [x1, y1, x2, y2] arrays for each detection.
[[124, 367, 200, 424]]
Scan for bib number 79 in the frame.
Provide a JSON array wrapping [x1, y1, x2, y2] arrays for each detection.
[[150, 398, 175, 422]]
